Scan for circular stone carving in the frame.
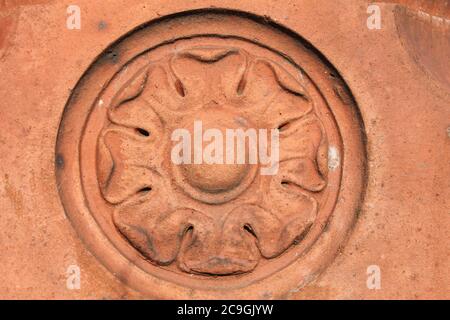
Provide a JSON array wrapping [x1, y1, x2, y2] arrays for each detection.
[[55, 11, 367, 299]]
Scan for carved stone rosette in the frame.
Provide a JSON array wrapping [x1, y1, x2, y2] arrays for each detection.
[[56, 12, 367, 299]]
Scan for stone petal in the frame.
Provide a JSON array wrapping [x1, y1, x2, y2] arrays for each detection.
[[179, 208, 259, 275], [108, 99, 163, 140], [99, 128, 160, 204], [265, 90, 313, 129], [279, 158, 326, 192], [222, 205, 281, 259], [263, 176, 318, 245], [221, 204, 315, 260], [179, 47, 239, 62], [269, 61, 308, 98], [140, 65, 183, 112], [279, 114, 325, 163], [240, 59, 308, 111], [114, 205, 214, 266], [111, 66, 149, 108], [267, 173, 318, 216], [240, 60, 280, 109], [101, 165, 158, 204], [170, 47, 246, 104], [102, 128, 157, 166]]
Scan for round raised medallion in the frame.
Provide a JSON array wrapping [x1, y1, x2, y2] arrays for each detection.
[[56, 11, 366, 299]]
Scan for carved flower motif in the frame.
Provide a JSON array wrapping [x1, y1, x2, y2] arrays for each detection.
[[97, 46, 328, 275]]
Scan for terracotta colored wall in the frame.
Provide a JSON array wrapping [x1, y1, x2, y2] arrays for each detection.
[[0, 0, 448, 299]]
